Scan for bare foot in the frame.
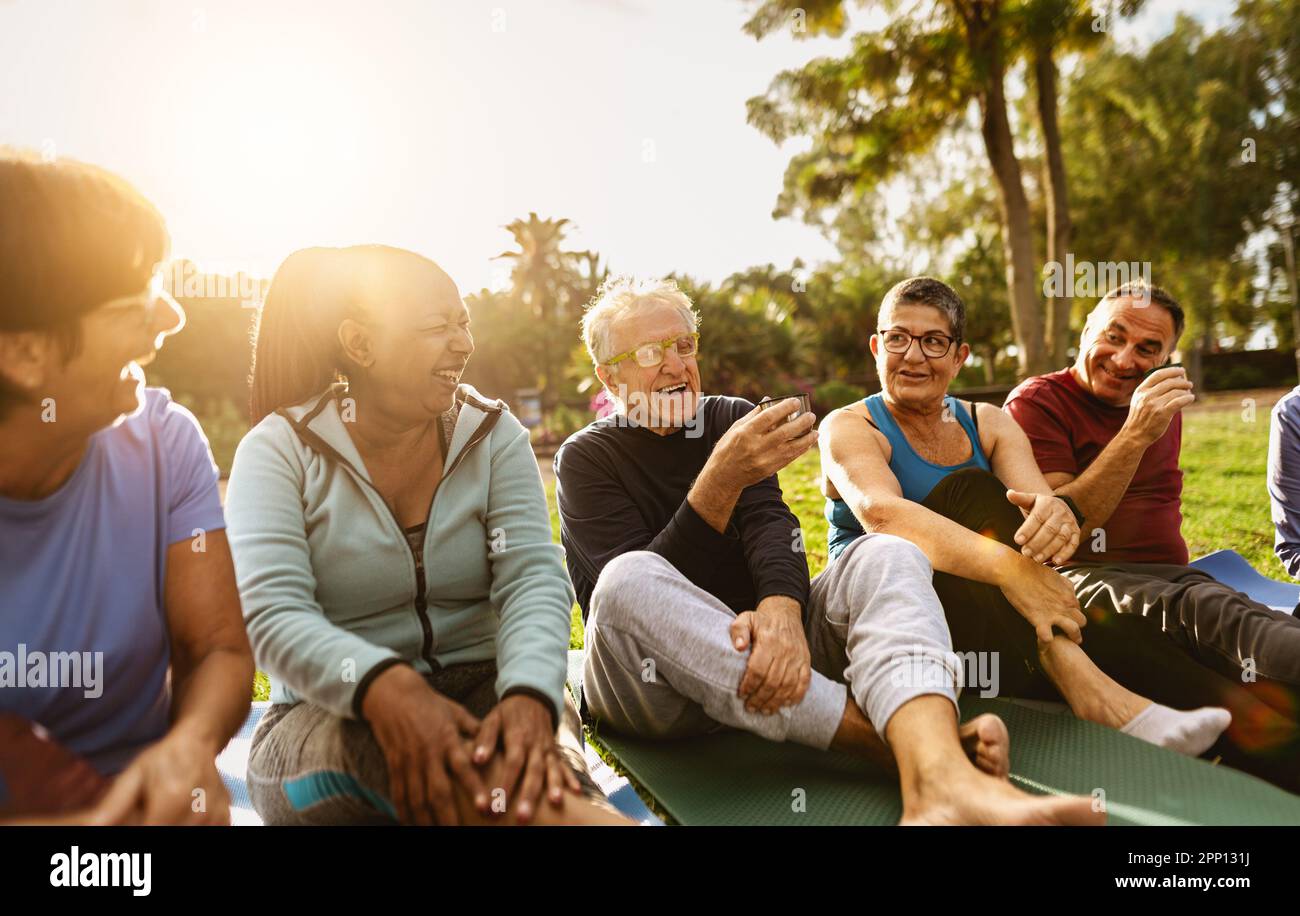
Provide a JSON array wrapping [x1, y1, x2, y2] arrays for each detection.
[[959, 714, 1009, 779], [900, 766, 1103, 826]]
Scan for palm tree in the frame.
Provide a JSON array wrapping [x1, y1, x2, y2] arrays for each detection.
[[494, 213, 606, 411]]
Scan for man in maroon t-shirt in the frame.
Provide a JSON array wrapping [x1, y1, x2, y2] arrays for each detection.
[[1005, 282, 1300, 693], [1006, 364, 1187, 565]]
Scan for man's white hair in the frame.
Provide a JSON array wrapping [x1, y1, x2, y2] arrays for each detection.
[[581, 275, 699, 367]]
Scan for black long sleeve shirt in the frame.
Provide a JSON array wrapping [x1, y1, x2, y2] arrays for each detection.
[[554, 395, 811, 623]]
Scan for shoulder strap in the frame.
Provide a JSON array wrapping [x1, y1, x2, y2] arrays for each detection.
[[862, 393, 888, 433], [954, 398, 990, 464]]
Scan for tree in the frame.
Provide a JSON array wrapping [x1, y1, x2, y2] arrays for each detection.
[[1062, 14, 1277, 383], [747, 0, 1051, 375], [670, 274, 799, 402], [1016, 0, 1145, 364], [492, 213, 606, 410], [744, 0, 1152, 374], [1237, 0, 1300, 376]]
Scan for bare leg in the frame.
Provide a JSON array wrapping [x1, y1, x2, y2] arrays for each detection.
[[1038, 634, 1148, 726], [1037, 635, 1229, 755], [888, 696, 1103, 826], [921, 470, 1229, 755], [829, 695, 1010, 779]]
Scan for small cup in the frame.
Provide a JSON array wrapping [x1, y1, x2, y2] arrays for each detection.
[[757, 393, 812, 421]]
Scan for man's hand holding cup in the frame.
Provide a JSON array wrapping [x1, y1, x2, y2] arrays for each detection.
[[710, 395, 817, 491]]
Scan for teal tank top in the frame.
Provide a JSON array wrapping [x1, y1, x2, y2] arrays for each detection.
[[825, 393, 991, 561]]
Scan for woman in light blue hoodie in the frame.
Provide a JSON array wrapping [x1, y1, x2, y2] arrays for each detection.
[[225, 245, 626, 826]]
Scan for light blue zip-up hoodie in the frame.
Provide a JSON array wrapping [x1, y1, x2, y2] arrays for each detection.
[[224, 383, 573, 721]]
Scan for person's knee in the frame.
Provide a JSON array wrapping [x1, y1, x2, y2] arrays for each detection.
[[589, 551, 663, 632], [852, 532, 932, 579], [943, 466, 1004, 500], [922, 467, 1014, 536]]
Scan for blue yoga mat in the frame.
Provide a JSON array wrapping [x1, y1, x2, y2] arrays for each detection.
[[1190, 549, 1299, 613], [216, 702, 266, 826]]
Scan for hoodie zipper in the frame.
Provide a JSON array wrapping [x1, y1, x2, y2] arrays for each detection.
[[401, 413, 501, 665], [409, 536, 432, 667], [281, 392, 504, 670]]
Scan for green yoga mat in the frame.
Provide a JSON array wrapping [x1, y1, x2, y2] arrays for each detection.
[[571, 655, 1300, 825]]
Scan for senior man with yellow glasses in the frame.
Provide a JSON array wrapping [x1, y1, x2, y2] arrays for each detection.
[[552, 275, 1100, 825]]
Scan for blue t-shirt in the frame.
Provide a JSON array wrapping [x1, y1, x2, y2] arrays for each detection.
[[0, 388, 225, 776]]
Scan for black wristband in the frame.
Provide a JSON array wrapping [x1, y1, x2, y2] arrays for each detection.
[[1057, 494, 1085, 527]]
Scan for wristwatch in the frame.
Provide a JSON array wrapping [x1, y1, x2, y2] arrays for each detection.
[[1057, 494, 1085, 527]]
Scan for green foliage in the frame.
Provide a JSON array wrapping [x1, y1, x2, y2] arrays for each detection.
[[187, 396, 246, 477], [153, 3, 1300, 476], [745, 3, 975, 229], [675, 275, 800, 402], [744, 0, 1298, 375], [1063, 15, 1279, 343], [541, 401, 591, 444], [813, 379, 867, 412]]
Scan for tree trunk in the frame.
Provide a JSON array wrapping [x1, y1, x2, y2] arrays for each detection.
[[1190, 326, 1214, 393], [1183, 268, 1214, 392], [1035, 41, 1073, 369], [972, 31, 1048, 378]]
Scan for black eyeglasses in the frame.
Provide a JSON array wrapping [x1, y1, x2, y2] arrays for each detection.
[[877, 329, 961, 359]]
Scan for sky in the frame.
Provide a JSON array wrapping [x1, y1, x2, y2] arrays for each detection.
[[0, 0, 1236, 293]]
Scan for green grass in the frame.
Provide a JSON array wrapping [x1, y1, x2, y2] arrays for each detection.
[[1180, 402, 1287, 579]]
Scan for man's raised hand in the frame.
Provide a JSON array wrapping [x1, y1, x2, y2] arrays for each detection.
[[1125, 368, 1194, 446], [710, 399, 817, 491]]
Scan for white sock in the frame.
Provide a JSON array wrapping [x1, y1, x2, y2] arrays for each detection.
[[1120, 704, 1231, 757]]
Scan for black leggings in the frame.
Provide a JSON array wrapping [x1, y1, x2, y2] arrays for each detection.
[[922, 467, 1300, 793]]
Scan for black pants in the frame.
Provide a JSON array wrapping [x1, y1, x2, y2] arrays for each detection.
[[1061, 562, 1300, 690], [923, 468, 1300, 793]]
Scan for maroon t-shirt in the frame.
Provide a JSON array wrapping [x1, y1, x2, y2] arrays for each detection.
[[1004, 368, 1187, 565]]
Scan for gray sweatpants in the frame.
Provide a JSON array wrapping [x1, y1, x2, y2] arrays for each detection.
[[583, 532, 961, 749]]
